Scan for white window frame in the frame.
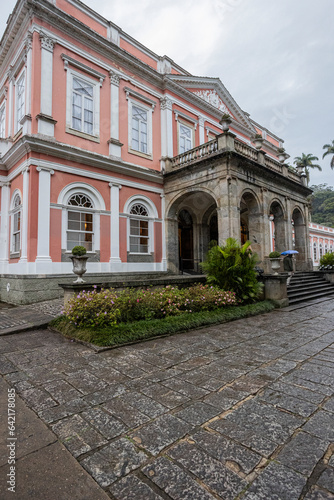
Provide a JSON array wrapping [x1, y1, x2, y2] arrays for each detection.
[[0, 101, 5, 138], [65, 68, 100, 141], [15, 70, 25, 133], [319, 243, 323, 260], [57, 183, 105, 254], [124, 196, 158, 255], [66, 194, 95, 252], [10, 191, 22, 255], [177, 120, 194, 154], [127, 99, 153, 159]]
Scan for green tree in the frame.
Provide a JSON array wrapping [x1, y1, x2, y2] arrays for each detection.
[[294, 153, 322, 185], [200, 238, 263, 302], [322, 140, 334, 169], [309, 184, 334, 228]]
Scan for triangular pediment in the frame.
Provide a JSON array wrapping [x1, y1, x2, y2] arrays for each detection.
[[166, 75, 256, 134]]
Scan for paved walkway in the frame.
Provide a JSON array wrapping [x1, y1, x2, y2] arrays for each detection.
[[0, 299, 63, 335], [0, 299, 334, 499]]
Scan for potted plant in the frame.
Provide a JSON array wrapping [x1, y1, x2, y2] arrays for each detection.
[[277, 147, 290, 163], [268, 251, 281, 275], [253, 133, 264, 150], [69, 246, 89, 283], [219, 113, 232, 132]]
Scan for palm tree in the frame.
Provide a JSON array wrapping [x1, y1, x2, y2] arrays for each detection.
[[322, 140, 334, 169], [293, 153, 322, 185]]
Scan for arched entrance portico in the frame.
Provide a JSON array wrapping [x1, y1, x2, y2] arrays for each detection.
[[292, 207, 308, 269], [269, 200, 287, 253], [166, 190, 218, 273], [240, 191, 263, 258]]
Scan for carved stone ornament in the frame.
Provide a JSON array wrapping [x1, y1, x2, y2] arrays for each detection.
[[160, 97, 173, 111], [25, 32, 33, 52], [193, 89, 231, 115], [39, 33, 55, 52], [109, 71, 120, 86]]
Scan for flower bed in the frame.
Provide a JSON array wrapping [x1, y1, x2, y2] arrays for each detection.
[[63, 284, 239, 329]]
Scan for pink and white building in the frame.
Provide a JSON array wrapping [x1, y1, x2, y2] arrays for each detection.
[[309, 223, 334, 266], [0, 0, 313, 303]]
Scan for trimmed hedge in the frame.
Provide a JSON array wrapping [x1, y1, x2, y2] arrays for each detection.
[[50, 300, 275, 347]]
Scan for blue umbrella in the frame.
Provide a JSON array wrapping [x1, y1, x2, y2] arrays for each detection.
[[281, 250, 299, 255]]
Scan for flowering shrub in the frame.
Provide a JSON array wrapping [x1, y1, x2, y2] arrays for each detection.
[[64, 286, 120, 328], [63, 284, 238, 329]]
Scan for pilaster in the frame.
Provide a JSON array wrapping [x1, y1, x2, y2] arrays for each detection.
[[35, 167, 54, 266], [38, 32, 56, 136], [108, 71, 122, 157], [19, 167, 30, 264], [160, 194, 167, 269], [0, 182, 11, 268], [109, 183, 122, 265]]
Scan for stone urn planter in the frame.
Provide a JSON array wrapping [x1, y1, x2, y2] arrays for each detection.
[[219, 113, 232, 132], [69, 246, 90, 283], [269, 251, 281, 275], [253, 134, 264, 150]]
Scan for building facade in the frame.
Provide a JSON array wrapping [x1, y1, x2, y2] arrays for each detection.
[[309, 223, 334, 266], [0, 0, 313, 302]]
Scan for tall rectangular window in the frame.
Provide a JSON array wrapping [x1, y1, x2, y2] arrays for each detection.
[[72, 77, 94, 135], [0, 104, 5, 138], [16, 73, 25, 130], [131, 105, 147, 154], [179, 124, 192, 154]]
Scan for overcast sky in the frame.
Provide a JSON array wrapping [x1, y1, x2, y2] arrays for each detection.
[[1, 0, 333, 187]]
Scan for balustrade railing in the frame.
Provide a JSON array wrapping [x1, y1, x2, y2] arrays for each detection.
[[168, 134, 302, 184], [234, 139, 258, 162], [171, 139, 218, 169]]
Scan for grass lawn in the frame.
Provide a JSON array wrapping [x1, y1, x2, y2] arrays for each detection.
[[50, 300, 275, 348]]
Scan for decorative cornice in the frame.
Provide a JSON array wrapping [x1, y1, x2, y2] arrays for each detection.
[[160, 96, 173, 111], [62, 54, 106, 86], [36, 166, 55, 175], [39, 32, 55, 52], [109, 71, 120, 87], [25, 31, 33, 52], [174, 110, 198, 129], [124, 87, 156, 110]]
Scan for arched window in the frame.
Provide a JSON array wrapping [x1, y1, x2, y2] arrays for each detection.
[[11, 194, 21, 254], [325, 244, 328, 255], [313, 242, 317, 262], [129, 203, 149, 253], [319, 243, 323, 260], [67, 193, 94, 251], [330, 245, 333, 254]]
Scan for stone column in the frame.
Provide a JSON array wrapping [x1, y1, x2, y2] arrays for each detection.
[[166, 215, 179, 273], [35, 167, 54, 266], [19, 167, 29, 263], [285, 197, 293, 250], [160, 194, 167, 270], [37, 33, 56, 136], [0, 182, 11, 269], [109, 183, 122, 265], [108, 72, 122, 157]]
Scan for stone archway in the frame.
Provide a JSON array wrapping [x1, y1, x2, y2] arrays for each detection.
[[269, 200, 287, 253], [240, 191, 263, 258], [166, 190, 218, 273], [292, 207, 307, 268]]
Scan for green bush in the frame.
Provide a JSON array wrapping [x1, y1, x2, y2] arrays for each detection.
[[200, 238, 263, 302], [269, 251, 281, 258], [63, 284, 238, 329], [52, 300, 276, 347], [71, 245, 87, 256], [320, 252, 334, 266]]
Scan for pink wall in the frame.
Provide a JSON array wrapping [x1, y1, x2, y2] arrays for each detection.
[[55, 0, 108, 38]]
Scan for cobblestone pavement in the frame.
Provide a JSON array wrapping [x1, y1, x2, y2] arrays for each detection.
[[1, 300, 334, 499], [0, 299, 63, 334]]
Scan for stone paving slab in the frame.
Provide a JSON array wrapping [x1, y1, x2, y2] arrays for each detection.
[[0, 298, 334, 498]]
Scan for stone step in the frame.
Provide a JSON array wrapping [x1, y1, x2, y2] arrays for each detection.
[[288, 283, 334, 294], [288, 289, 334, 305]]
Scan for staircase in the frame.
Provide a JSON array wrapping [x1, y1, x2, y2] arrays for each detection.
[[287, 272, 334, 305]]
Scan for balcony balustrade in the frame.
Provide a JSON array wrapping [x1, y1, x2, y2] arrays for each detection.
[[165, 133, 303, 184]]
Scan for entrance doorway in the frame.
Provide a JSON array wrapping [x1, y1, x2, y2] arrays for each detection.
[[178, 209, 194, 271]]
